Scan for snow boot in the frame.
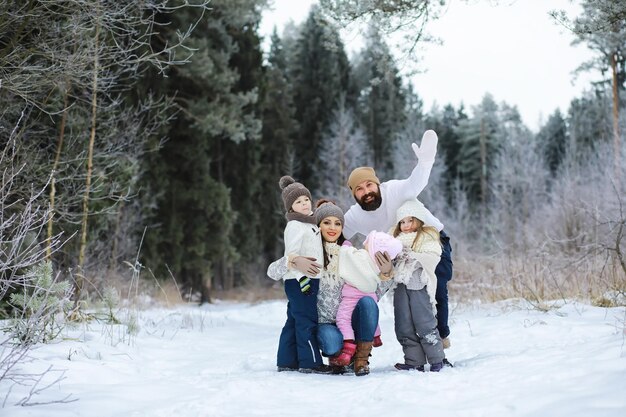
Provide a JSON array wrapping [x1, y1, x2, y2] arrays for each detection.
[[330, 365, 348, 375], [394, 363, 425, 372], [298, 364, 333, 374], [429, 362, 444, 372], [442, 358, 454, 368], [329, 340, 356, 367], [353, 341, 373, 376]]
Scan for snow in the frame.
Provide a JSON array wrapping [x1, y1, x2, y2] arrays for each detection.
[[3, 298, 626, 417]]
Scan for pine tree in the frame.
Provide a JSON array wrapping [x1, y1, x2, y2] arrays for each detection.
[[391, 84, 425, 180], [571, 0, 626, 178], [490, 108, 547, 250], [353, 24, 406, 178], [567, 91, 612, 157], [258, 30, 300, 263], [455, 94, 501, 212], [537, 109, 569, 173], [290, 5, 351, 192], [217, 1, 266, 289], [425, 102, 467, 200], [316, 95, 371, 210], [141, 0, 265, 301]]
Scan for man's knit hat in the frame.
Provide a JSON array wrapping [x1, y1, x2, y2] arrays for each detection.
[[396, 199, 429, 224], [279, 176, 312, 212], [364, 231, 403, 266], [347, 167, 380, 197], [315, 201, 344, 225]]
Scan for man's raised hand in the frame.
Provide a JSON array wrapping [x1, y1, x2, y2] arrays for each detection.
[[411, 129, 438, 163]]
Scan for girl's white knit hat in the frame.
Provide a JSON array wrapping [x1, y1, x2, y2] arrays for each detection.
[[396, 199, 429, 224]]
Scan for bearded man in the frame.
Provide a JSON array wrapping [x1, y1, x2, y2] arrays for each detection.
[[342, 130, 443, 241]]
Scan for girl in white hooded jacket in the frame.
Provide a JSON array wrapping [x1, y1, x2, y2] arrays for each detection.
[[391, 199, 446, 372]]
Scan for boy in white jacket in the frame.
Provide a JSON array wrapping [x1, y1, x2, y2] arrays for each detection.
[[273, 176, 331, 374]]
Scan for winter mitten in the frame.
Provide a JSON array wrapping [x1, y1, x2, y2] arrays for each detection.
[[291, 256, 321, 276], [411, 129, 438, 163], [298, 277, 312, 295], [373, 335, 383, 347], [442, 337, 451, 349], [374, 251, 393, 278]]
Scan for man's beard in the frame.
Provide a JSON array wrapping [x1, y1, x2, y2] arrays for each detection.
[[357, 190, 382, 211]]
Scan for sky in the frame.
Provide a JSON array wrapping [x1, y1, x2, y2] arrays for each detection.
[[3, 298, 625, 416], [259, 0, 599, 132]]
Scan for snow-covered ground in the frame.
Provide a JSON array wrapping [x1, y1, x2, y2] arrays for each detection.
[[3, 297, 626, 417]]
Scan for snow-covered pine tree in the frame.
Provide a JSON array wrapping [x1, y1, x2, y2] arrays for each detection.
[[537, 109, 569, 174], [455, 94, 501, 214], [570, 0, 626, 177], [567, 91, 612, 157], [316, 95, 371, 210], [489, 105, 548, 251]]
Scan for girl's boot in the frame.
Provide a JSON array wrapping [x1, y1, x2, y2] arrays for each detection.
[[329, 340, 356, 367]]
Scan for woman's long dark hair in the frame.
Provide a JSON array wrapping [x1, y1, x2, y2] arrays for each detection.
[[316, 198, 346, 268]]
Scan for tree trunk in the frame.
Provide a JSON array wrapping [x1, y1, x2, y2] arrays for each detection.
[[610, 51, 621, 183], [76, 19, 100, 302], [47, 86, 69, 260], [224, 264, 234, 290], [479, 117, 487, 221], [109, 199, 125, 272]]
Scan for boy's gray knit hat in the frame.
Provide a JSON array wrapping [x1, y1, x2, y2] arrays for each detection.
[[279, 176, 312, 212], [315, 201, 344, 225]]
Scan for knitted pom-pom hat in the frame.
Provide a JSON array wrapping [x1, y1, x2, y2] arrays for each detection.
[[315, 201, 344, 226], [279, 176, 312, 212]]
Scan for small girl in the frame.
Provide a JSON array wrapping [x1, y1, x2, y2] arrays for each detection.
[[272, 176, 331, 374], [391, 199, 445, 372], [330, 231, 403, 367]]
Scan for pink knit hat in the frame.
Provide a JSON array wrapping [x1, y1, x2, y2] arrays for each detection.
[[364, 231, 403, 268]]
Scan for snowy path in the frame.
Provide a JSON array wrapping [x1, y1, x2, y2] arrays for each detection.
[[3, 299, 626, 417]]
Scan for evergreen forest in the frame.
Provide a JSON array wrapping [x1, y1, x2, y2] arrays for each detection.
[[1, 0, 625, 310]]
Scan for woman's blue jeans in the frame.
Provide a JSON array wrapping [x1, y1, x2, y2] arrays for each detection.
[[317, 296, 379, 356]]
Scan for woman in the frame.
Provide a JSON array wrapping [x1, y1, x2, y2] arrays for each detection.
[[268, 200, 394, 376]]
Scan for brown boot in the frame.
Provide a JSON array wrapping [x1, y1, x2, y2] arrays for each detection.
[[353, 341, 373, 376]]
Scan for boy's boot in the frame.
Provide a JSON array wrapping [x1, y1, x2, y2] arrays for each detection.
[[353, 341, 373, 376]]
